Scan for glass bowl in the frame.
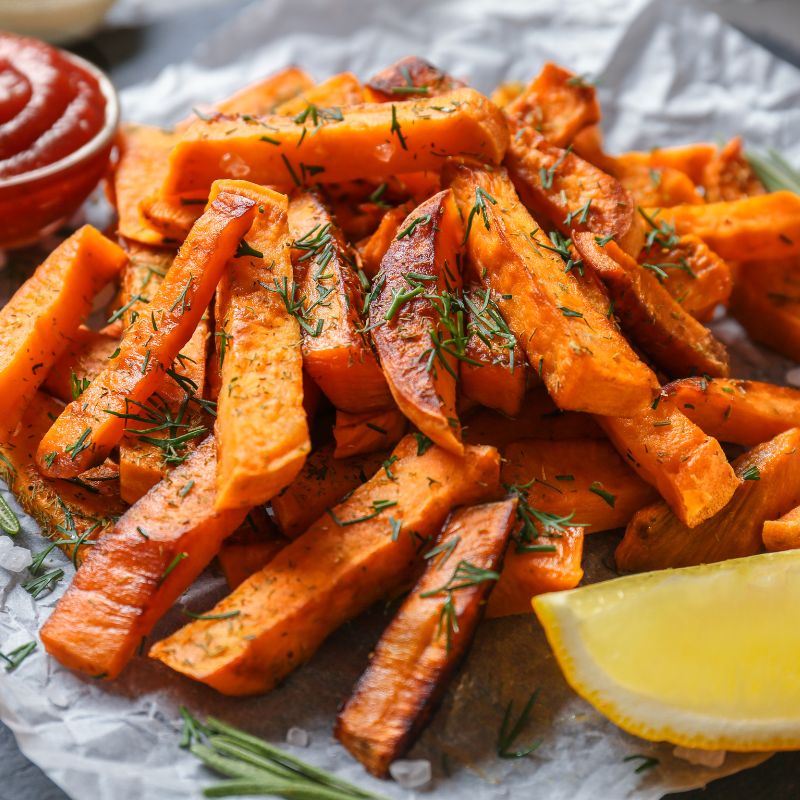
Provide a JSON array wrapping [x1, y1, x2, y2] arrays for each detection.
[[0, 48, 119, 250]]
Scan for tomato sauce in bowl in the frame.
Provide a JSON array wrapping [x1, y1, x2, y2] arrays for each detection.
[[0, 33, 118, 248]]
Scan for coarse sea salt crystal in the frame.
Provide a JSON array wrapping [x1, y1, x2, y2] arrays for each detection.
[[389, 758, 432, 789], [0, 536, 13, 555], [285, 726, 310, 747], [1, 546, 32, 572], [220, 152, 250, 178], [673, 746, 726, 768]]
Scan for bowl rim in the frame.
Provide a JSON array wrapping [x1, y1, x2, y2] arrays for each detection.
[[0, 45, 120, 190]]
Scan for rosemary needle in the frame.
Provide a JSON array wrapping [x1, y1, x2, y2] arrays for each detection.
[[180, 709, 387, 800]]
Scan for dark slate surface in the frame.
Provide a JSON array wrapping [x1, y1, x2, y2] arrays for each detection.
[[2, 2, 800, 798]]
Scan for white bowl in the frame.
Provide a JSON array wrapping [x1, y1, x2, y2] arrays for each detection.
[[0, 0, 117, 44]]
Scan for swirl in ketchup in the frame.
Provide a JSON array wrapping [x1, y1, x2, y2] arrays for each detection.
[[0, 33, 107, 178]]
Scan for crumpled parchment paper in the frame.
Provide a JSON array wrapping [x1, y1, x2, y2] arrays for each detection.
[[1, 0, 798, 797]]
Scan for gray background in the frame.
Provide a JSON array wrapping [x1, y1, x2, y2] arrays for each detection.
[[1, 0, 800, 798]]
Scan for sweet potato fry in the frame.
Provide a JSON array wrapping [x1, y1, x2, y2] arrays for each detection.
[[506, 127, 643, 257], [272, 71, 364, 115], [369, 190, 464, 453], [357, 202, 414, 278], [41, 436, 248, 680], [335, 499, 515, 776], [486, 526, 583, 619], [42, 328, 120, 403], [573, 233, 729, 377], [0, 392, 125, 565], [0, 225, 126, 437], [37, 193, 256, 478], [459, 286, 528, 416], [209, 66, 314, 118], [162, 88, 509, 197], [617, 427, 800, 570], [365, 56, 464, 102], [597, 398, 739, 528], [288, 191, 391, 412], [113, 125, 178, 246], [139, 68, 318, 243], [114, 242, 210, 503], [149, 438, 501, 695], [117, 326, 209, 504], [271, 443, 387, 538], [615, 162, 704, 207], [663, 377, 800, 446], [491, 81, 524, 109], [395, 171, 442, 202], [139, 193, 204, 244], [652, 192, 800, 261], [638, 233, 732, 322], [504, 63, 600, 148], [701, 137, 765, 202], [208, 181, 309, 511], [117, 243, 175, 327], [462, 389, 604, 448], [333, 408, 407, 458], [217, 508, 287, 588], [445, 160, 659, 416], [763, 505, 800, 552], [614, 143, 717, 185], [501, 438, 658, 534], [571, 124, 619, 175], [729, 258, 800, 361]]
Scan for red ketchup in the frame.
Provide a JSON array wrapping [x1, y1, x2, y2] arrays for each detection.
[[0, 33, 106, 178]]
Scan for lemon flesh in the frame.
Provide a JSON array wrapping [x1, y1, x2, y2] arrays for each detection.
[[533, 550, 800, 750]]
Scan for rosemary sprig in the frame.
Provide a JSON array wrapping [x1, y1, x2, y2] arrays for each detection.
[[105, 394, 207, 466], [22, 568, 64, 599], [420, 559, 500, 651], [623, 754, 660, 773], [746, 149, 800, 194], [65, 427, 92, 461], [70, 370, 91, 400], [108, 293, 148, 325], [0, 641, 37, 672], [180, 709, 387, 799], [638, 207, 679, 249], [182, 609, 240, 621], [742, 465, 760, 481], [261, 276, 327, 337], [463, 186, 497, 243], [236, 239, 263, 259], [395, 214, 432, 240], [497, 690, 542, 758], [293, 223, 335, 273], [293, 102, 343, 134], [327, 499, 397, 527], [564, 198, 592, 227], [539, 146, 572, 190], [413, 432, 434, 456], [505, 481, 587, 552], [389, 104, 408, 150], [463, 288, 517, 369], [170, 276, 194, 316], [534, 229, 584, 275], [423, 535, 460, 568], [589, 482, 616, 507]]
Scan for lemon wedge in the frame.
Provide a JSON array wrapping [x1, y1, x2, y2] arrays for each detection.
[[532, 550, 800, 750]]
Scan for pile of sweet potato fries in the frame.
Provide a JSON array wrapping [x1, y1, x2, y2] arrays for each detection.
[[2, 56, 800, 777]]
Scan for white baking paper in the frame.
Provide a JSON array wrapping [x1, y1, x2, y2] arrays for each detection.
[[1, 0, 797, 798]]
